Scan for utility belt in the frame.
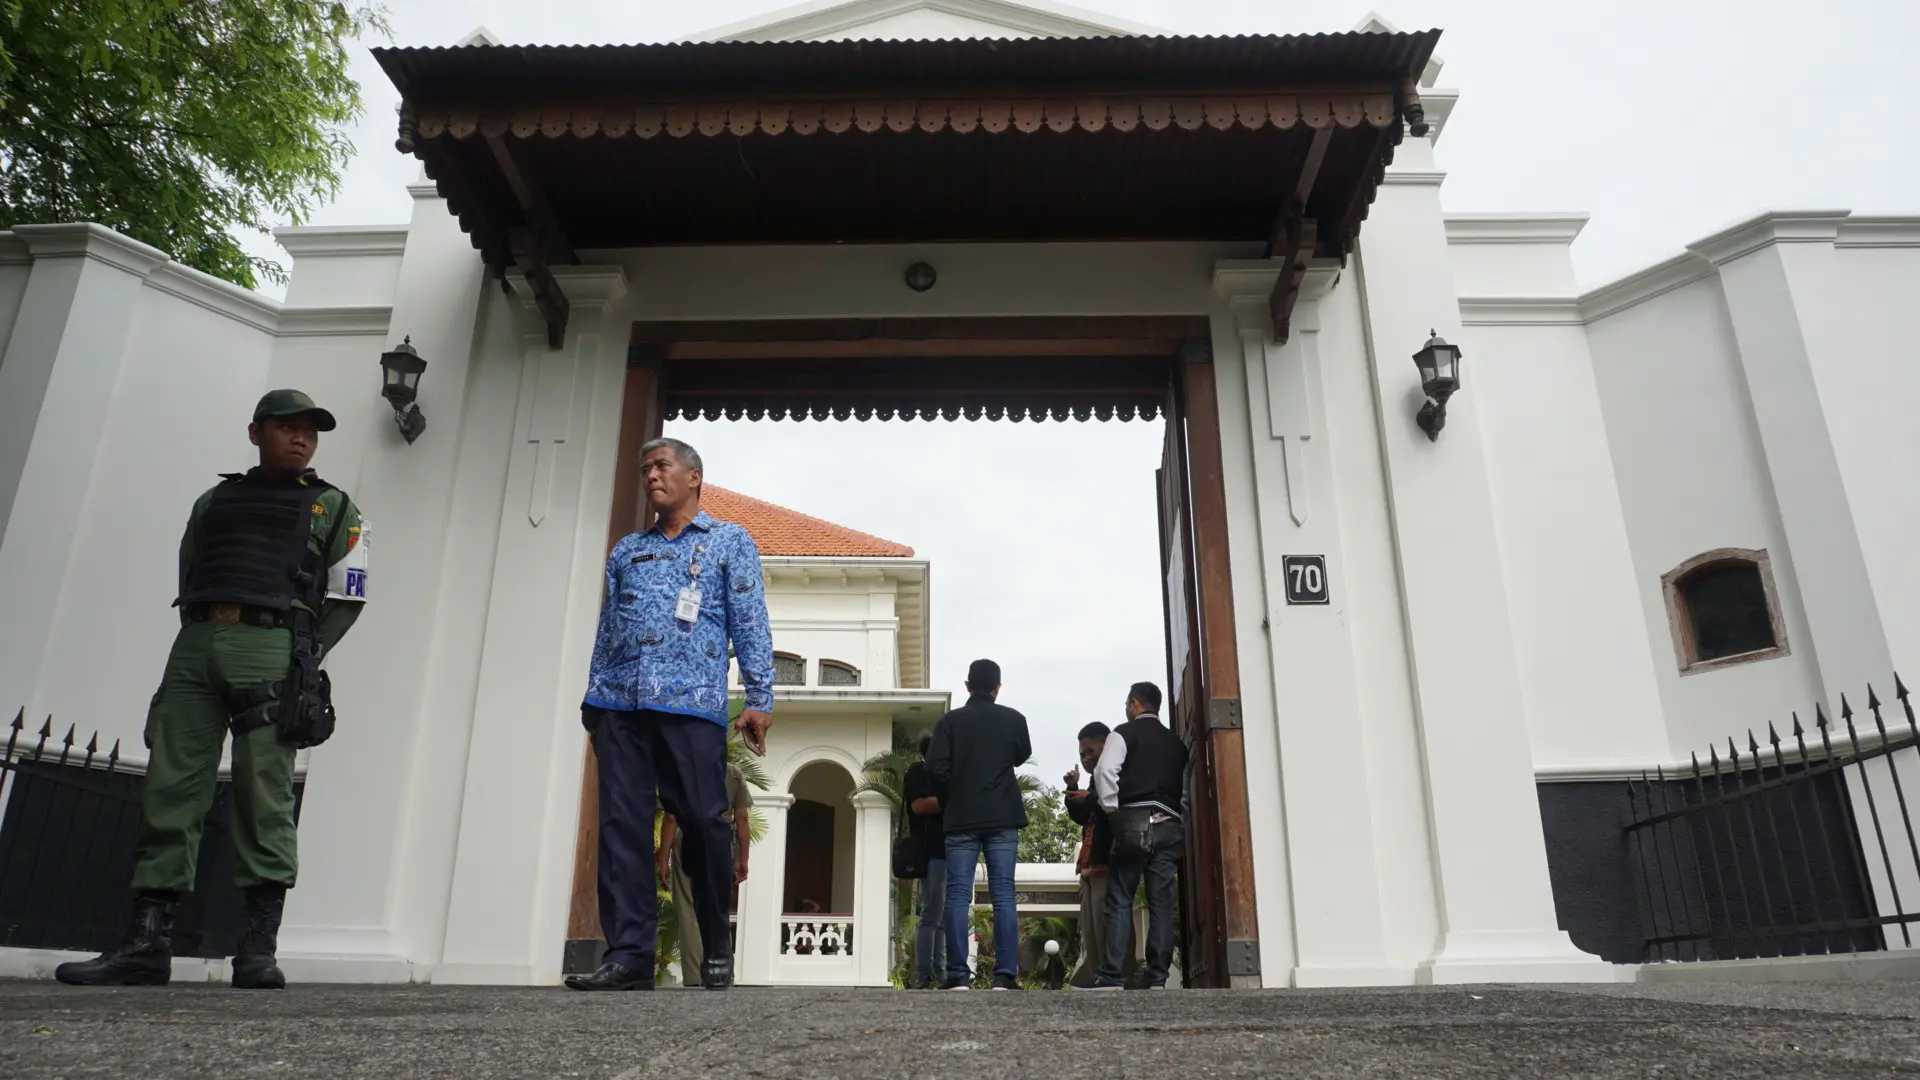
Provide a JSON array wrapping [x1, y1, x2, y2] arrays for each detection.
[[185, 602, 296, 630]]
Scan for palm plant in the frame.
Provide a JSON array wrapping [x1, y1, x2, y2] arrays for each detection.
[[855, 725, 920, 975], [853, 725, 917, 811]]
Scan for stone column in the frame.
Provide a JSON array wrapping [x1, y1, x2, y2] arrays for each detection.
[[849, 788, 895, 986], [738, 791, 793, 986], [1213, 260, 1399, 986], [1354, 138, 1609, 983], [434, 265, 631, 985]]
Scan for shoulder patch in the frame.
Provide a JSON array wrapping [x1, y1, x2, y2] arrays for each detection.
[[312, 503, 326, 515]]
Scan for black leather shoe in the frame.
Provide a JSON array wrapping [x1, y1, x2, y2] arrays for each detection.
[[702, 956, 733, 991], [55, 892, 175, 987], [232, 885, 287, 990], [565, 961, 653, 991]]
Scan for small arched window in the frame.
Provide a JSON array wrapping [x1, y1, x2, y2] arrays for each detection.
[[820, 660, 861, 687], [773, 653, 806, 686], [1662, 548, 1789, 675]]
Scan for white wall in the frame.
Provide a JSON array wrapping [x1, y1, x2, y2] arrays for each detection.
[[1830, 230, 1920, 675], [1583, 267, 1822, 754], [1448, 223, 1671, 771]]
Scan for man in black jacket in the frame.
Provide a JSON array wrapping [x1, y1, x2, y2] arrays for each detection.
[[1063, 721, 1111, 988], [927, 658, 1031, 991], [1091, 681, 1186, 990]]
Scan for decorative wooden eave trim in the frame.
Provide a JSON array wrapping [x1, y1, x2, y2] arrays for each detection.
[[402, 92, 1402, 146]]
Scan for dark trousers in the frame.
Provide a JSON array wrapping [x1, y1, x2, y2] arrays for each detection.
[[592, 709, 733, 973], [1098, 815, 1184, 988]]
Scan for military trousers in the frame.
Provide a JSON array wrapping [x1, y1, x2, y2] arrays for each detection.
[[131, 619, 300, 894]]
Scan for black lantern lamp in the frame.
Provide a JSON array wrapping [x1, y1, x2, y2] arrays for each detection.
[[1412, 329, 1463, 442], [379, 336, 428, 444]]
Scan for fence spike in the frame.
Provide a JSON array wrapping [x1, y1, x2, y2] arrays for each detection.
[[1768, 722, 1784, 751], [36, 716, 52, 739], [1728, 737, 1741, 764], [1691, 752, 1704, 779], [107, 739, 121, 766], [60, 724, 75, 748], [1870, 688, 1892, 737], [8, 707, 21, 732], [1841, 694, 1856, 724], [1709, 744, 1721, 770], [1816, 702, 1833, 730], [1792, 711, 1806, 738], [1748, 730, 1761, 756], [1898, 672, 1911, 703], [1868, 683, 1884, 713]]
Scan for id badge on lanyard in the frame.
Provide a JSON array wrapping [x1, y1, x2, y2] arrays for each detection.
[[675, 543, 707, 624]]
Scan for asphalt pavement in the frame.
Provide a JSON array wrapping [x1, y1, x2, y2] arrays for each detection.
[[4, 978, 1919, 1079]]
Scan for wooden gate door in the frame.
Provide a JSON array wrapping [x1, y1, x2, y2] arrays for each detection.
[[563, 346, 665, 974], [1158, 341, 1262, 988]]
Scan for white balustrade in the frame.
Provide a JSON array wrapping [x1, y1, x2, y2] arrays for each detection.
[[779, 916, 854, 958]]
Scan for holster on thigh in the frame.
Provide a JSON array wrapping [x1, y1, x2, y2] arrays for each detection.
[[228, 682, 283, 737]]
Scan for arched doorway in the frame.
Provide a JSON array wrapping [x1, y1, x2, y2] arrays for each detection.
[[783, 761, 856, 935]]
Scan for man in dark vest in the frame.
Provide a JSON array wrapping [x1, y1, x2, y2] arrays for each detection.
[[56, 390, 367, 990], [1090, 681, 1185, 990]]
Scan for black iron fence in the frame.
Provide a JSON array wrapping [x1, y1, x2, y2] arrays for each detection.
[[0, 708, 294, 958], [1624, 677, 1920, 962]]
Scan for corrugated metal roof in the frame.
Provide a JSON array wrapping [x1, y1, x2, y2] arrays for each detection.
[[374, 30, 1441, 97]]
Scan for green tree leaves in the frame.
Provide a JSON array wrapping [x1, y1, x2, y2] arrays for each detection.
[[0, 1, 390, 287], [1016, 780, 1081, 864]]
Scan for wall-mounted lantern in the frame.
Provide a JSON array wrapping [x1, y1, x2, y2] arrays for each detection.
[[379, 336, 428, 444], [1412, 330, 1463, 442], [904, 262, 937, 293]]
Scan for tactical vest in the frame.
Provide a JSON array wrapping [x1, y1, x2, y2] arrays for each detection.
[[175, 472, 333, 612]]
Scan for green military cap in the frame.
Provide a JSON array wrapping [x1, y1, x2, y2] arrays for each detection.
[[253, 389, 337, 432]]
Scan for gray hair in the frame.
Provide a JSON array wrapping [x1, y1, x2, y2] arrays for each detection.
[[640, 437, 703, 474]]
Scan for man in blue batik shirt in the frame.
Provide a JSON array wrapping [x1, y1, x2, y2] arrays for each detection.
[[566, 437, 775, 993]]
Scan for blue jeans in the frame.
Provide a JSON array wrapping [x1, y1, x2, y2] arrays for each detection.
[[945, 829, 1019, 981], [1098, 816, 1184, 988], [913, 856, 947, 986]]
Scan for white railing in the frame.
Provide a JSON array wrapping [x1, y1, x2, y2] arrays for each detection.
[[779, 917, 854, 958]]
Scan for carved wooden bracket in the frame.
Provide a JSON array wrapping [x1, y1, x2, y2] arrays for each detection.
[[487, 134, 577, 348], [1397, 76, 1429, 138], [1264, 123, 1333, 343]]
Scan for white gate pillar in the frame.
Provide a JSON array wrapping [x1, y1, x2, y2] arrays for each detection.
[[849, 789, 895, 986], [1355, 140, 1609, 983], [738, 791, 792, 986], [1213, 260, 1398, 986]]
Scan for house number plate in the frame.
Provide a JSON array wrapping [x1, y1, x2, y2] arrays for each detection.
[[1283, 555, 1330, 605]]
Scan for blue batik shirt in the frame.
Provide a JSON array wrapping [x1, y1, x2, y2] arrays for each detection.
[[583, 511, 775, 725]]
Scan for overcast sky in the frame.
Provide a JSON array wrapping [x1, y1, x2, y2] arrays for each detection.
[[261, 0, 1912, 790]]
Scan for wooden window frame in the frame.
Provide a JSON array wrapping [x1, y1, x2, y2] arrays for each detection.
[[819, 660, 861, 688], [773, 651, 807, 687], [1661, 547, 1791, 676]]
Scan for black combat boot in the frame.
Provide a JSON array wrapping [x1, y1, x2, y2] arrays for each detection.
[[231, 884, 287, 990], [54, 891, 176, 987]]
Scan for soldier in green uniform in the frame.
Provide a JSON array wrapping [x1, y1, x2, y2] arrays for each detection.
[[56, 390, 368, 990]]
